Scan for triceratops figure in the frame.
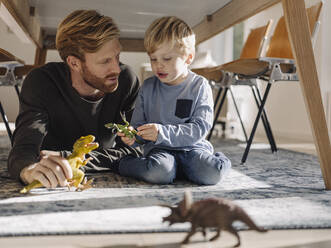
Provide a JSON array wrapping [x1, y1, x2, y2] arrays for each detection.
[[161, 191, 267, 247]]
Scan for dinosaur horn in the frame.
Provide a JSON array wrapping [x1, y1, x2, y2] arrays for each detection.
[[184, 190, 193, 210], [178, 190, 193, 217]]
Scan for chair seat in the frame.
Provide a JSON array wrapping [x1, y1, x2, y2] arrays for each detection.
[[221, 58, 269, 76], [192, 58, 269, 81], [0, 47, 37, 78], [193, 57, 297, 82], [0, 48, 24, 64], [14, 65, 36, 77], [192, 66, 223, 82]]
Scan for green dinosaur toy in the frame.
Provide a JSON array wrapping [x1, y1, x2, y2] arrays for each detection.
[[105, 120, 144, 144], [20, 135, 99, 194]]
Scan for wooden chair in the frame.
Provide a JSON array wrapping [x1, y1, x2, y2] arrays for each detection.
[[193, 20, 274, 148], [195, 2, 322, 164], [0, 48, 36, 144]]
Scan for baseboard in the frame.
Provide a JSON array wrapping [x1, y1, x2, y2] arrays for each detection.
[[216, 119, 329, 144], [255, 129, 314, 143]]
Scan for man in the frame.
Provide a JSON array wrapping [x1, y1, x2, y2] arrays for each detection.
[[7, 10, 141, 188]]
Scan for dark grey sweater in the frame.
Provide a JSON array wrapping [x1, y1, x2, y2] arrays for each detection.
[[8, 62, 141, 180]]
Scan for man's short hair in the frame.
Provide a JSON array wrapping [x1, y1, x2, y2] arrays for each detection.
[[144, 16, 195, 56], [56, 10, 120, 62]]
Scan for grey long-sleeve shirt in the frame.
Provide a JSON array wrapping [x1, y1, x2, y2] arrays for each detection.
[[131, 70, 214, 155], [8, 62, 141, 180]]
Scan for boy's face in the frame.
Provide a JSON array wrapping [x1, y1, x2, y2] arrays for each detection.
[[149, 43, 192, 85]]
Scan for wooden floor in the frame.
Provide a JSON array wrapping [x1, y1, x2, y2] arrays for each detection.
[[0, 129, 330, 248], [0, 229, 331, 248]]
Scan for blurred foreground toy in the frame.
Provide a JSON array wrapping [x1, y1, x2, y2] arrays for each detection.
[[161, 191, 267, 247]]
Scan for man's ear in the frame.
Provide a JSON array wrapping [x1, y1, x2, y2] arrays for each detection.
[[185, 52, 195, 65], [66, 56, 82, 72]]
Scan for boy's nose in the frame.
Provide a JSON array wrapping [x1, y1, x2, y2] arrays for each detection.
[[156, 61, 164, 69]]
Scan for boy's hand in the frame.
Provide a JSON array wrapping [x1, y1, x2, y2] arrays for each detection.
[[117, 126, 136, 146], [137, 124, 159, 142]]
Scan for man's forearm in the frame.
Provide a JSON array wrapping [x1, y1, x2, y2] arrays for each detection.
[[7, 146, 39, 181]]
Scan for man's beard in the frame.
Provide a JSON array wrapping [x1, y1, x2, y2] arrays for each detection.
[[81, 63, 119, 94]]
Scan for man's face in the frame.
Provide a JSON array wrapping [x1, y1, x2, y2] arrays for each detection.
[[81, 39, 122, 93]]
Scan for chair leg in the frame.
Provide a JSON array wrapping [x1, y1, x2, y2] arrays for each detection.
[[229, 87, 248, 142], [241, 83, 272, 164], [14, 85, 20, 97], [253, 85, 278, 152], [0, 101, 13, 145], [213, 85, 223, 109], [251, 85, 278, 153], [207, 87, 227, 141]]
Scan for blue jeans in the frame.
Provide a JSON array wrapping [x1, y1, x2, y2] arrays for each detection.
[[118, 148, 231, 185]]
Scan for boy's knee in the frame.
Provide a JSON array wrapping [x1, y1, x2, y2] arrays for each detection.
[[188, 152, 232, 185], [196, 162, 230, 185], [143, 171, 174, 184], [143, 167, 175, 184], [141, 157, 176, 184], [223, 157, 232, 171]]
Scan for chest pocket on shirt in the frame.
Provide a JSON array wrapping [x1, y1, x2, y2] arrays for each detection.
[[175, 99, 193, 119]]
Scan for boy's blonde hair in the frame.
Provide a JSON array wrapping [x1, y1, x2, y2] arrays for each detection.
[[144, 16, 195, 56], [56, 10, 120, 62]]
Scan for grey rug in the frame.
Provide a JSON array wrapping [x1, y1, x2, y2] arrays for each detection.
[[0, 135, 330, 237]]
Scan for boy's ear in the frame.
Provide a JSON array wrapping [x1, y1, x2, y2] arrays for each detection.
[[66, 55, 82, 72], [185, 53, 194, 65]]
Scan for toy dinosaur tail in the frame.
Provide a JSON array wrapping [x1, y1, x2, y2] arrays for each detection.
[[20, 180, 42, 194], [237, 209, 267, 233]]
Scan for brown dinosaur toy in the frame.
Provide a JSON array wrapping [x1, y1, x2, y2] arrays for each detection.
[[161, 191, 267, 247]]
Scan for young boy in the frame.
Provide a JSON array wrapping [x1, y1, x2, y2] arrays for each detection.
[[117, 16, 231, 185]]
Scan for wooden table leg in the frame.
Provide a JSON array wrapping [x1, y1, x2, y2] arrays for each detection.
[[282, 0, 331, 189]]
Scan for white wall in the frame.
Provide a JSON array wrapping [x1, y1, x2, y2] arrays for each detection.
[[196, 28, 233, 65], [120, 52, 150, 83], [319, 0, 331, 139]]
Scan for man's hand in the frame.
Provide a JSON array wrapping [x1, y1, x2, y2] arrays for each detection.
[[117, 126, 136, 146], [137, 123, 159, 142], [20, 155, 73, 188], [40, 150, 61, 157]]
